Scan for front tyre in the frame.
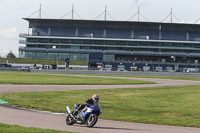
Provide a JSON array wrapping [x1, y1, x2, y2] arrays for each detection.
[[86, 114, 98, 127], [66, 114, 75, 125]]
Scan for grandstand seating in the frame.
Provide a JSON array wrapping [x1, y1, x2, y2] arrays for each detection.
[[34, 25, 200, 42], [78, 28, 103, 38], [35, 27, 48, 36], [106, 29, 131, 39], [161, 31, 186, 41], [189, 32, 200, 41], [51, 27, 75, 37], [133, 30, 159, 40]]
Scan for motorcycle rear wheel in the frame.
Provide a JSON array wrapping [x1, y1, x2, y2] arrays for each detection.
[[66, 114, 75, 125], [86, 114, 98, 127]]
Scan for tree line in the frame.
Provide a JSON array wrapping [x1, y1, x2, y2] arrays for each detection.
[[0, 51, 16, 58]]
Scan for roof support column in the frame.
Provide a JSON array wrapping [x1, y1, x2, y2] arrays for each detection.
[[159, 24, 162, 40], [75, 28, 79, 37], [103, 29, 106, 38], [131, 30, 134, 39], [186, 32, 189, 41]]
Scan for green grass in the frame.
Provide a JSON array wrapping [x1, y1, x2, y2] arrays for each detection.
[[71, 73, 200, 81], [107, 75, 200, 81], [0, 72, 154, 85], [23, 72, 200, 81], [0, 58, 88, 65], [62, 72, 200, 81], [1, 85, 200, 127], [0, 123, 72, 133], [66, 73, 200, 81]]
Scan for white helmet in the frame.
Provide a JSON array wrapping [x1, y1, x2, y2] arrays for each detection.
[[92, 94, 100, 103]]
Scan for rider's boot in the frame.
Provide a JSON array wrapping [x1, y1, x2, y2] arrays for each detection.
[[73, 109, 78, 116], [73, 104, 82, 116]]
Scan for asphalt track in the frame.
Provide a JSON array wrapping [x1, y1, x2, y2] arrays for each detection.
[[1, 75, 200, 133]]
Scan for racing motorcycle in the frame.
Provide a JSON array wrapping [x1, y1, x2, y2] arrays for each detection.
[[65, 104, 102, 127]]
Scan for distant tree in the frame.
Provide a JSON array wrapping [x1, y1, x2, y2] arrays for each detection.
[[6, 51, 16, 58]]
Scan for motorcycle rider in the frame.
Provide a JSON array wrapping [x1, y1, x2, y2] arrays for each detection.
[[73, 94, 100, 116]]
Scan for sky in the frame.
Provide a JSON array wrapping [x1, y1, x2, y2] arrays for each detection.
[[0, 0, 200, 57]]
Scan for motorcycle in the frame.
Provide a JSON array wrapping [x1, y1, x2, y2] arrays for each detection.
[[66, 104, 102, 127]]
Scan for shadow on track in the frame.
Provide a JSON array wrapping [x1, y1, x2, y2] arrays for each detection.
[[73, 124, 143, 131], [93, 126, 141, 131]]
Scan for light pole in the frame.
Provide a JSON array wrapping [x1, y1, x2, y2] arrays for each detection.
[[171, 56, 177, 71]]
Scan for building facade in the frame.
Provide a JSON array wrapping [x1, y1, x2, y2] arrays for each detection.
[[19, 18, 200, 71]]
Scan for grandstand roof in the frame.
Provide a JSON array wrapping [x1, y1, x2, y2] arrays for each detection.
[[23, 18, 200, 27], [24, 18, 200, 32]]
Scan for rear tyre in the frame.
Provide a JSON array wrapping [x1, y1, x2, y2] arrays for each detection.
[[66, 114, 75, 125], [86, 114, 98, 127]]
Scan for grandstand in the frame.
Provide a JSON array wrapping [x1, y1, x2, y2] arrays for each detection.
[[19, 18, 200, 71]]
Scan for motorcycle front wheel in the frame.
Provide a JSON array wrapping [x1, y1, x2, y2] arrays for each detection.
[[86, 114, 98, 127], [66, 114, 75, 125]]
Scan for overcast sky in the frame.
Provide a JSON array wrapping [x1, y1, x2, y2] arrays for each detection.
[[0, 0, 200, 57]]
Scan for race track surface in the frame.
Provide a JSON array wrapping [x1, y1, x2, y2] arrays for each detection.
[[0, 75, 200, 133]]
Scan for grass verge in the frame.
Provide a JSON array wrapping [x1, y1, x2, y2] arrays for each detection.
[[1, 85, 200, 127], [107, 75, 200, 81], [0, 72, 154, 85], [0, 123, 72, 133]]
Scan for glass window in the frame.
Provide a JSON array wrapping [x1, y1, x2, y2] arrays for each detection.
[[48, 53, 58, 58], [25, 52, 37, 58], [194, 44, 200, 48], [94, 40, 104, 45], [72, 39, 82, 44], [49, 39, 60, 43], [69, 54, 78, 60], [37, 52, 48, 58], [149, 42, 159, 47], [183, 43, 191, 48], [58, 53, 70, 59], [116, 41, 126, 45], [162, 42, 171, 47], [127, 41, 137, 46], [81, 46, 90, 49], [106, 41, 116, 45], [19, 51, 25, 58], [80, 54, 89, 60], [27, 45, 37, 48], [27, 38, 38, 43], [82, 40, 93, 44], [60, 39, 71, 44], [38, 45, 46, 48], [70, 46, 80, 49], [103, 54, 115, 61], [38, 38, 49, 43], [58, 45, 70, 49]]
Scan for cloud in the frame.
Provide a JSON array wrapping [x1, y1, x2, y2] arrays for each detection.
[[0, 27, 18, 39], [133, 0, 149, 7], [134, 0, 140, 3], [0, 0, 5, 7], [17, 5, 26, 11]]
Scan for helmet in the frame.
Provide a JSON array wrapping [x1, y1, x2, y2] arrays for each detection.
[[92, 94, 100, 103]]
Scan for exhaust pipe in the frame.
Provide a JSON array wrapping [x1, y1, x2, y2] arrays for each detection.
[[66, 106, 72, 114]]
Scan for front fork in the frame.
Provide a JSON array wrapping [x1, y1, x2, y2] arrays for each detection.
[[66, 106, 76, 120]]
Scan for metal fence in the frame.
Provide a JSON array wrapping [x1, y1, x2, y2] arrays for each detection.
[[0, 67, 200, 77]]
